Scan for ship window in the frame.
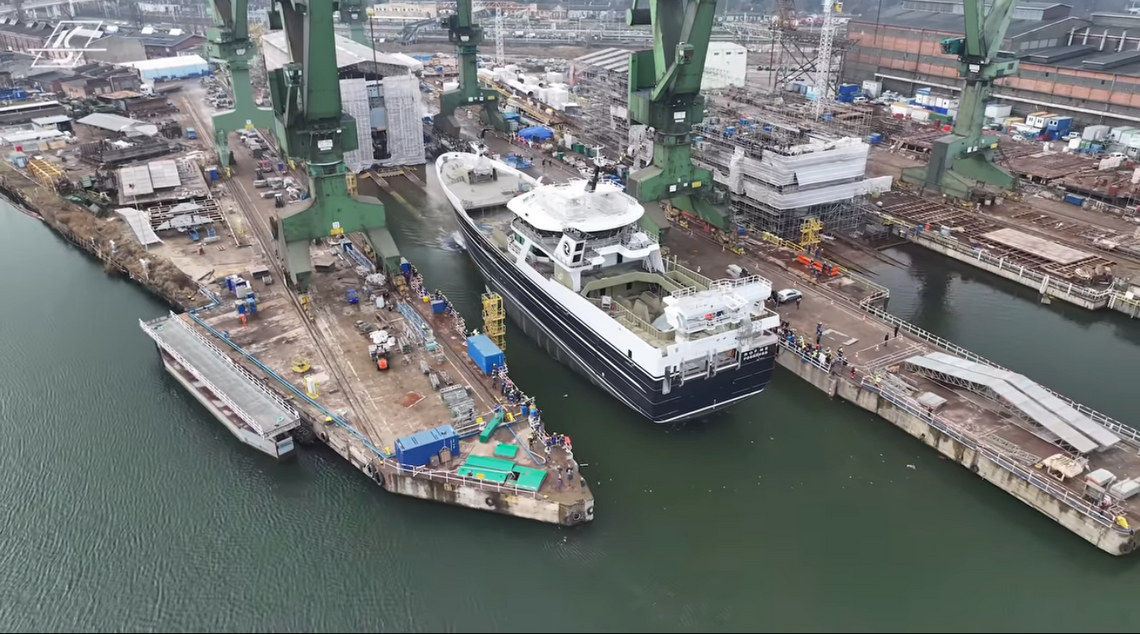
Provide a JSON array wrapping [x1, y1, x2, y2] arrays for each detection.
[[616, 253, 623, 264], [626, 282, 633, 290], [628, 350, 632, 358]]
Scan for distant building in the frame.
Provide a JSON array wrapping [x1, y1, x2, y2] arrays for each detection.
[[0, 18, 54, 56], [58, 63, 141, 98], [844, 2, 1140, 125]]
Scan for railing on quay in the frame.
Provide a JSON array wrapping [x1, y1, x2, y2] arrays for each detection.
[[873, 209, 1140, 312], [186, 288, 394, 459], [861, 377, 1128, 533]]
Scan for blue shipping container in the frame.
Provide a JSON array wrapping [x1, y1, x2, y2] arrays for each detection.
[[466, 334, 505, 375], [430, 299, 448, 314], [394, 425, 460, 467], [1063, 193, 1086, 206]]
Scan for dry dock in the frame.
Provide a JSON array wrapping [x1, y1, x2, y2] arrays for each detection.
[[866, 192, 1140, 317], [670, 228, 1140, 556]]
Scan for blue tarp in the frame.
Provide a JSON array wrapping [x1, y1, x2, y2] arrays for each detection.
[[517, 126, 554, 141]]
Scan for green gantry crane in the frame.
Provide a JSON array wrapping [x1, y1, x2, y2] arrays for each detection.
[[901, 0, 1020, 199], [205, 0, 275, 166], [624, 0, 729, 231], [267, 0, 399, 290], [338, 0, 370, 46], [435, 0, 508, 139]]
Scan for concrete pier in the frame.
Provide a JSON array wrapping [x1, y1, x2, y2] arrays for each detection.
[[672, 229, 1140, 556]]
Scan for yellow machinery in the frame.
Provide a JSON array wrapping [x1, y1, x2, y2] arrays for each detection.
[[481, 292, 506, 351], [799, 217, 823, 252], [291, 355, 311, 373], [345, 171, 358, 197]]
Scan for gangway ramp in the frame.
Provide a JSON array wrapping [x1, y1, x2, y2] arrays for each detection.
[[922, 352, 1120, 451], [905, 353, 1102, 455], [140, 314, 300, 440]]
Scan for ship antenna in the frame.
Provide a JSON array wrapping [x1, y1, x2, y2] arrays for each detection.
[[585, 145, 605, 193]]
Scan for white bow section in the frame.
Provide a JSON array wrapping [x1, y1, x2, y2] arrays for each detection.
[[662, 276, 773, 338]]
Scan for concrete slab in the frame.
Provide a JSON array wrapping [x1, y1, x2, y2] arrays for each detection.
[[982, 227, 1093, 264]]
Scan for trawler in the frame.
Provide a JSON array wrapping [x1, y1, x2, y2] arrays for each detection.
[[435, 143, 780, 423]]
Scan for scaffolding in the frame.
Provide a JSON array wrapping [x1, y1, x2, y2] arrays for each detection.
[[771, 29, 851, 97], [481, 292, 506, 351], [27, 158, 63, 187], [568, 48, 635, 160], [692, 121, 892, 241]]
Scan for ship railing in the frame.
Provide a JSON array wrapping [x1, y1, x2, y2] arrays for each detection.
[[139, 317, 276, 438], [586, 296, 676, 344], [861, 377, 1129, 533], [661, 257, 715, 290], [394, 463, 543, 499]]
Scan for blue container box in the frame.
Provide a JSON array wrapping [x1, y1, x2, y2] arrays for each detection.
[[395, 425, 460, 467], [466, 334, 505, 375], [431, 299, 448, 314]]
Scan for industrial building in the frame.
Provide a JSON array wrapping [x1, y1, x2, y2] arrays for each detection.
[[262, 32, 425, 168], [119, 55, 212, 83], [845, 2, 1140, 126]]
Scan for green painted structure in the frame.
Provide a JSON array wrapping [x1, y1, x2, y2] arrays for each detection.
[[267, 0, 398, 290], [435, 0, 508, 139], [624, 0, 729, 232], [901, 0, 1019, 199], [205, 0, 275, 166], [457, 455, 547, 491], [337, 0, 370, 46]]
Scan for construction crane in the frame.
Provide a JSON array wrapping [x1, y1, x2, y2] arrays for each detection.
[[435, 0, 508, 140], [624, 0, 729, 231], [337, 0, 370, 46], [901, 0, 1019, 199], [267, 0, 398, 290], [205, 0, 274, 166]]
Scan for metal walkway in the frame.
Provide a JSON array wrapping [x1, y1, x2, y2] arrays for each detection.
[[140, 313, 299, 438], [905, 352, 1119, 454]]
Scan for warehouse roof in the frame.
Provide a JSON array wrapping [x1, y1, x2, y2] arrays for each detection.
[[573, 48, 632, 74], [77, 112, 158, 137], [119, 54, 207, 72], [261, 32, 419, 73], [851, 4, 1045, 37]]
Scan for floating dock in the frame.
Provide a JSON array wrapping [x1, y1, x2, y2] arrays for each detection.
[[867, 192, 1140, 317], [672, 229, 1140, 556], [143, 102, 594, 526]]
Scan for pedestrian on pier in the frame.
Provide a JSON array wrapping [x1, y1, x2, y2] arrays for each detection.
[[893, 323, 900, 338], [884, 333, 890, 347], [796, 297, 801, 309]]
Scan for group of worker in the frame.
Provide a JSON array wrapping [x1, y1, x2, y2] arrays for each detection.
[[777, 322, 857, 379]]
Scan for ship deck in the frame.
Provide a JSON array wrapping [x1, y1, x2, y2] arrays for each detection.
[[671, 229, 1140, 523], [438, 154, 530, 212]]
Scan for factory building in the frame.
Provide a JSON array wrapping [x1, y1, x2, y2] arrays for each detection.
[[844, 1, 1140, 126]]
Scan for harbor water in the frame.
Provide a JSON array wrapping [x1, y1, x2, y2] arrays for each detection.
[[3, 185, 1140, 632]]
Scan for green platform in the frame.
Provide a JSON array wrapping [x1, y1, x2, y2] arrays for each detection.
[[456, 454, 547, 491], [493, 443, 519, 459]]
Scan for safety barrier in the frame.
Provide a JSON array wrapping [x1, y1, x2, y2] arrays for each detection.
[[394, 462, 543, 499], [186, 288, 393, 459], [862, 377, 1128, 533]]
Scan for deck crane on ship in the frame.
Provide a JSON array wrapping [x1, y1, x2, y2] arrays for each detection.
[[265, 0, 400, 290], [900, 0, 1020, 199]]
